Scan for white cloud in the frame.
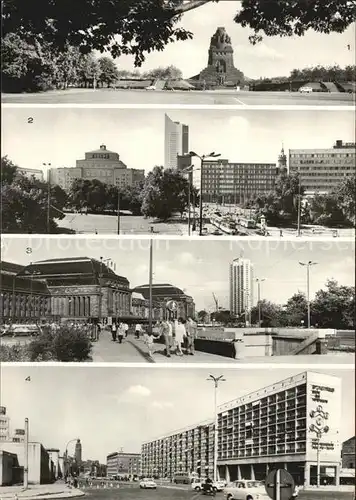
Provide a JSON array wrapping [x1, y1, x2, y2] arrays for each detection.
[[151, 401, 174, 410], [127, 385, 151, 397]]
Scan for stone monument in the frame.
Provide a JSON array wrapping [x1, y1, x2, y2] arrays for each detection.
[[193, 27, 244, 87]]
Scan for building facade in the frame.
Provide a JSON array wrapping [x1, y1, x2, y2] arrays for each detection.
[[132, 284, 195, 321], [0, 408, 10, 442], [229, 258, 254, 318], [49, 144, 145, 191], [141, 372, 342, 487], [106, 452, 141, 478], [289, 140, 356, 195], [217, 372, 341, 486], [193, 27, 244, 86], [141, 421, 215, 480], [0, 258, 131, 324], [164, 114, 189, 170], [201, 159, 279, 204], [341, 436, 355, 469]]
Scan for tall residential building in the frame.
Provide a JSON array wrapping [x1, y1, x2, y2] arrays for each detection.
[[141, 420, 215, 479], [141, 371, 342, 487], [289, 140, 356, 195], [229, 258, 254, 318], [201, 159, 280, 204], [164, 114, 189, 170], [48, 144, 145, 191]]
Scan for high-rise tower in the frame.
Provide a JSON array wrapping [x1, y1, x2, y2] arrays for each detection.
[[277, 144, 288, 173], [74, 439, 82, 466], [229, 258, 254, 320], [164, 114, 189, 170]]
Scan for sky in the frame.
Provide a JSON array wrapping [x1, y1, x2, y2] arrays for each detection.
[[103, 2, 356, 79], [0, 366, 354, 463], [1, 238, 354, 311], [2, 109, 355, 176]]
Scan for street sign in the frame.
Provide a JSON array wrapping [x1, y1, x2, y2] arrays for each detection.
[[265, 469, 295, 500], [166, 300, 178, 312]]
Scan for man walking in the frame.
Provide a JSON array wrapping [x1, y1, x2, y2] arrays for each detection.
[[135, 323, 142, 339], [111, 322, 117, 342], [161, 319, 173, 357], [117, 322, 124, 344], [186, 316, 197, 355], [123, 322, 129, 340]]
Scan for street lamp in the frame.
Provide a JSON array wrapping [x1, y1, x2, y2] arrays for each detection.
[[299, 261, 318, 328], [255, 278, 266, 327], [43, 163, 51, 234], [189, 151, 221, 236], [183, 164, 201, 236], [309, 405, 329, 487], [207, 375, 226, 483]]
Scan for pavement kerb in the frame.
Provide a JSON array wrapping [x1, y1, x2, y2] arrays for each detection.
[[0, 489, 85, 500], [127, 338, 155, 363]]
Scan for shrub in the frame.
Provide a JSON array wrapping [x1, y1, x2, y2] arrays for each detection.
[[28, 325, 92, 362], [0, 344, 30, 362]]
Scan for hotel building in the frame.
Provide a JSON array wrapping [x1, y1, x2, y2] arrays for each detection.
[[164, 114, 189, 170], [289, 140, 356, 195], [229, 258, 254, 319], [141, 372, 342, 487]]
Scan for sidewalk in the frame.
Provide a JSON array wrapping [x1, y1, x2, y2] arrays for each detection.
[[0, 483, 84, 499], [129, 337, 238, 364]]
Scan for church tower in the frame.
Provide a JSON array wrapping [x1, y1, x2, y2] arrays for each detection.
[[277, 144, 288, 173], [197, 27, 244, 86]]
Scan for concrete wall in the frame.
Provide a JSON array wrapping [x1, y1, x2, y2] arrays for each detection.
[[0, 442, 54, 484], [0, 450, 20, 486]]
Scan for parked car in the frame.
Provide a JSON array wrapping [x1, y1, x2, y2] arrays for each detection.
[[191, 479, 225, 492], [299, 86, 313, 93], [224, 480, 269, 499], [145, 85, 156, 91], [140, 478, 157, 489]]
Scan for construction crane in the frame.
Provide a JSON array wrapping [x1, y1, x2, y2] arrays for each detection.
[[212, 292, 219, 312]]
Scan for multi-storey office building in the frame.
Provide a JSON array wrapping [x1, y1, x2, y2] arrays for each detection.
[[201, 159, 280, 204], [164, 114, 189, 170], [217, 372, 341, 486], [141, 420, 215, 480], [106, 452, 141, 477], [289, 140, 356, 195], [141, 372, 342, 487]]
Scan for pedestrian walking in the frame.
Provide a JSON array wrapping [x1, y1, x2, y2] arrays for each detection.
[[161, 319, 173, 357], [135, 323, 142, 339], [186, 317, 197, 355], [145, 332, 155, 358], [123, 322, 129, 339], [174, 318, 185, 356], [117, 322, 124, 343], [111, 322, 117, 342]]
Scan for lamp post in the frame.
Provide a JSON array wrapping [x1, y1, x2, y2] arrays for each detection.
[[207, 375, 226, 482], [189, 152, 221, 236], [148, 226, 154, 335], [98, 257, 103, 330], [309, 405, 329, 487], [183, 165, 200, 236], [255, 278, 266, 327], [24, 418, 29, 489], [43, 163, 51, 234], [299, 261, 318, 328]]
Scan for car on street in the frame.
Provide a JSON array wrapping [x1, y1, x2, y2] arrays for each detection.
[[299, 86, 313, 93], [145, 85, 156, 91], [139, 478, 157, 489], [191, 479, 226, 492], [224, 479, 269, 499]]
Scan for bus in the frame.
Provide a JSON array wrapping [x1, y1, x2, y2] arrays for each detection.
[[173, 471, 199, 484], [238, 217, 256, 229]]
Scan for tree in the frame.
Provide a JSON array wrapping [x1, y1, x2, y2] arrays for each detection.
[[4, 1, 354, 66], [1, 156, 17, 184], [98, 56, 120, 87], [311, 279, 355, 329], [69, 179, 108, 213], [144, 65, 183, 80], [197, 310, 209, 323], [283, 292, 308, 327], [335, 175, 355, 224], [1, 157, 67, 233], [141, 166, 195, 220], [250, 299, 284, 327], [211, 309, 235, 326]]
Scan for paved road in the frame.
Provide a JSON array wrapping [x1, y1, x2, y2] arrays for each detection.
[[74, 485, 355, 499], [56, 213, 355, 238], [2, 89, 354, 106], [57, 213, 186, 235]]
